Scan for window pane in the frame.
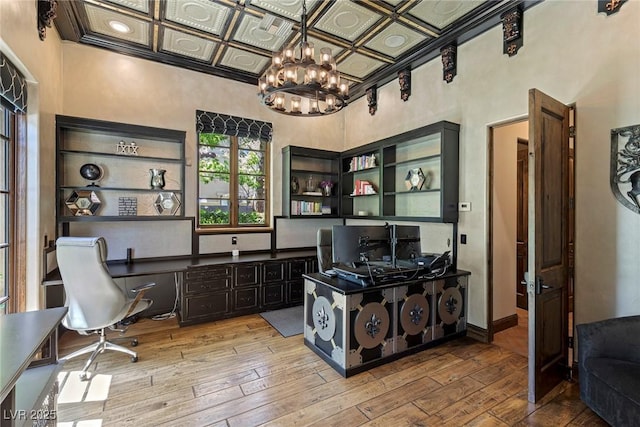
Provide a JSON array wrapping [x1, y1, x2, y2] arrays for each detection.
[[238, 175, 265, 199], [238, 137, 265, 151], [0, 141, 6, 191], [199, 198, 230, 225], [199, 145, 230, 173], [0, 248, 6, 313], [199, 133, 230, 148], [0, 106, 5, 136], [0, 194, 6, 242], [199, 172, 230, 199], [238, 199, 265, 225], [238, 150, 265, 175]]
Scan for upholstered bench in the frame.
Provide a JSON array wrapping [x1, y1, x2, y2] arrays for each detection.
[[577, 315, 640, 426]]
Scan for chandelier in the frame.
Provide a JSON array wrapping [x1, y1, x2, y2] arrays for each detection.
[[257, 1, 349, 116]]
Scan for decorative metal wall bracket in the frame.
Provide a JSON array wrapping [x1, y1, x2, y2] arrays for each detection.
[[398, 68, 411, 101], [610, 124, 640, 214], [501, 5, 523, 57], [598, 0, 627, 15], [441, 44, 457, 83], [38, 0, 58, 41], [366, 85, 377, 116]]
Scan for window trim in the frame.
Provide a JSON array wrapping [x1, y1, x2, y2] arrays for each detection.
[[196, 133, 270, 230]]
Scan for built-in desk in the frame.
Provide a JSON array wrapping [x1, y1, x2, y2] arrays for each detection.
[[1, 307, 67, 427], [303, 270, 470, 377], [43, 250, 317, 326]]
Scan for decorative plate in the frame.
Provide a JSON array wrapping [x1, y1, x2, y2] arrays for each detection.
[[79, 163, 103, 184], [154, 192, 181, 216], [405, 168, 426, 191], [65, 190, 102, 216]]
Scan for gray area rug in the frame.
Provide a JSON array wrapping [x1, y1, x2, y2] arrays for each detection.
[[260, 305, 304, 337]]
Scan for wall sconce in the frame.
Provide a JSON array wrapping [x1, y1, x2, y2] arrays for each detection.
[[366, 85, 377, 116], [441, 44, 457, 83], [501, 5, 523, 57], [398, 68, 411, 102]]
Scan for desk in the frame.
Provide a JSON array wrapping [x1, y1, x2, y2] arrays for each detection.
[[44, 250, 317, 326], [1, 307, 67, 427], [303, 270, 470, 377]]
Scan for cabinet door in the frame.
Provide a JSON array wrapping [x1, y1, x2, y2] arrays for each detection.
[[234, 287, 259, 311], [263, 283, 285, 307], [287, 259, 306, 280], [287, 280, 304, 304], [235, 264, 260, 287], [263, 261, 285, 283]]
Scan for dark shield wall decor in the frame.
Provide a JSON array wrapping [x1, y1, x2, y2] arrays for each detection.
[[610, 124, 640, 214]]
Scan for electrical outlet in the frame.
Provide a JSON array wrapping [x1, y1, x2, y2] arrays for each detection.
[[459, 202, 471, 212], [461, 234, 467, 244], [232, 236, 237, 245]]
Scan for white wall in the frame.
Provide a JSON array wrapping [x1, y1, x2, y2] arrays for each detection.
[[344, 0, 640, 329], [492, 120, 528, 322], [1, 0, 64, 310]]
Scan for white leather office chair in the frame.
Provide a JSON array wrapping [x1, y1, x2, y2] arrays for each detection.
[[317, 228, 333, 273], [56, 236, 155, 380]]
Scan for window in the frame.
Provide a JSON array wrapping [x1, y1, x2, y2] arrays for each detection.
[[0, 105, 13, 313], [195, 111, 272, 230]]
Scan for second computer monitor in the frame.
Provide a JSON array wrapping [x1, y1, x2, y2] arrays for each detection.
[[331, 225, 391, 265]]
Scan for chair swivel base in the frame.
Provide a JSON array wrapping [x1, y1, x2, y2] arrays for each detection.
[[60, 328, 139, 380]]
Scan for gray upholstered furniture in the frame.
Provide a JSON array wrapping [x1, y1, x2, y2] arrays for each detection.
[[56, 236, 155, 380], [316, 228, 333, 273], [577, 315, 640, 427]]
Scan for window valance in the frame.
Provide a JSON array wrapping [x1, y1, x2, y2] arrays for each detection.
[[0, 53, 28, 113], [196, 110, 272, 143]]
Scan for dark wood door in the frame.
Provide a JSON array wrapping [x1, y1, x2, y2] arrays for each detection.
[[527, 89, 570, 403], [516, 138, 528, 310]]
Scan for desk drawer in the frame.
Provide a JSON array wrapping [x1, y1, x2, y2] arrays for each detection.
[[182, 292, 231, 321], [235, 264, 260, 287], [263, 261, 285, 283], [186, 265, 231, 280], [287, 259, 306, 280], [263, 283, 285, 307], [234, 286, 259, 311]]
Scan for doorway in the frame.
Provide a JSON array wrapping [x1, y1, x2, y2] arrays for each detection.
[[487, 110, 575, 356]]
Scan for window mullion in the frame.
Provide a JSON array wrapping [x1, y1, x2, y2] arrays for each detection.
[[230, 137, 239, 228]]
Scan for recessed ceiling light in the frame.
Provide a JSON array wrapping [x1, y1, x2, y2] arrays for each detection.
[[109, 20, 131, 33]]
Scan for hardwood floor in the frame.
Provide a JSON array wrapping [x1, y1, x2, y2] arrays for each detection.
[[56, 313, 606, 427]]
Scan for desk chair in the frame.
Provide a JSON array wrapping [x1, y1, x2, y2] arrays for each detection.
[[56, 236, 155, 380], [317, 228, 333, 273]]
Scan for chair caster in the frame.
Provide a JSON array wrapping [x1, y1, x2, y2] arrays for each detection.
[[131, 338, 138, 347], [131, 356, 138, 363]]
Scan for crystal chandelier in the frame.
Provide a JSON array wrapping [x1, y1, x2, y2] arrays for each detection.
[[257, 1, 349, 116]]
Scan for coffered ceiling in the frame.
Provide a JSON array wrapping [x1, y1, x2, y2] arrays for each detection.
[[54, 0, 533, 100]]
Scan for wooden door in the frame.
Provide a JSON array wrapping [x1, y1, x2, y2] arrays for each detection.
[[516, 139, 528, 310], [527, 89, 570, 403]]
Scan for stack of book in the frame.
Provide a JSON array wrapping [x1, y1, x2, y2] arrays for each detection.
[[349, 154, 377, 172], [351, 179, 377, 196]]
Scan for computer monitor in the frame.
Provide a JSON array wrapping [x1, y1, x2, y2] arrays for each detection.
[[331, 225, 391, 266], [393, 225, 422, 263]]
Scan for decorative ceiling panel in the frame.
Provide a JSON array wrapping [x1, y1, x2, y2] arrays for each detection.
[[233, 14, 291, 52], [408, 0, 487, 30], [219, 47, 271, 74], [364, 22, 428, 58], [54, 0, 522, 101], [338, 52, 386, 80], [161, 28, 217, 62], [164, 0, 231, 35], [104, 0, 149, 13], [84, 4, 150, 45], [249, 0, 320, 21], [314, 1, 380, 42]]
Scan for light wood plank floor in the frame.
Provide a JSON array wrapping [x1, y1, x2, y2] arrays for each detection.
[[56, 313, 606, 427]]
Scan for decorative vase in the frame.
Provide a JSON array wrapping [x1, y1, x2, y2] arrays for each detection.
[[306, 175, 315, 192], [149, 168, 166, 189]]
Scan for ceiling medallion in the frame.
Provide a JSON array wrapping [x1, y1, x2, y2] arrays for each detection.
[[257, 1, 350, 116]]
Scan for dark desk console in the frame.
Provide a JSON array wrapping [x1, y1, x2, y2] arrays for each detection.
[[303, 269, 469, 377]]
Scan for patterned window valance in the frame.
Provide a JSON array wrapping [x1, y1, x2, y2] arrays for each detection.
[[0, 52, 28, 112], [196, 110, 272, 143]]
